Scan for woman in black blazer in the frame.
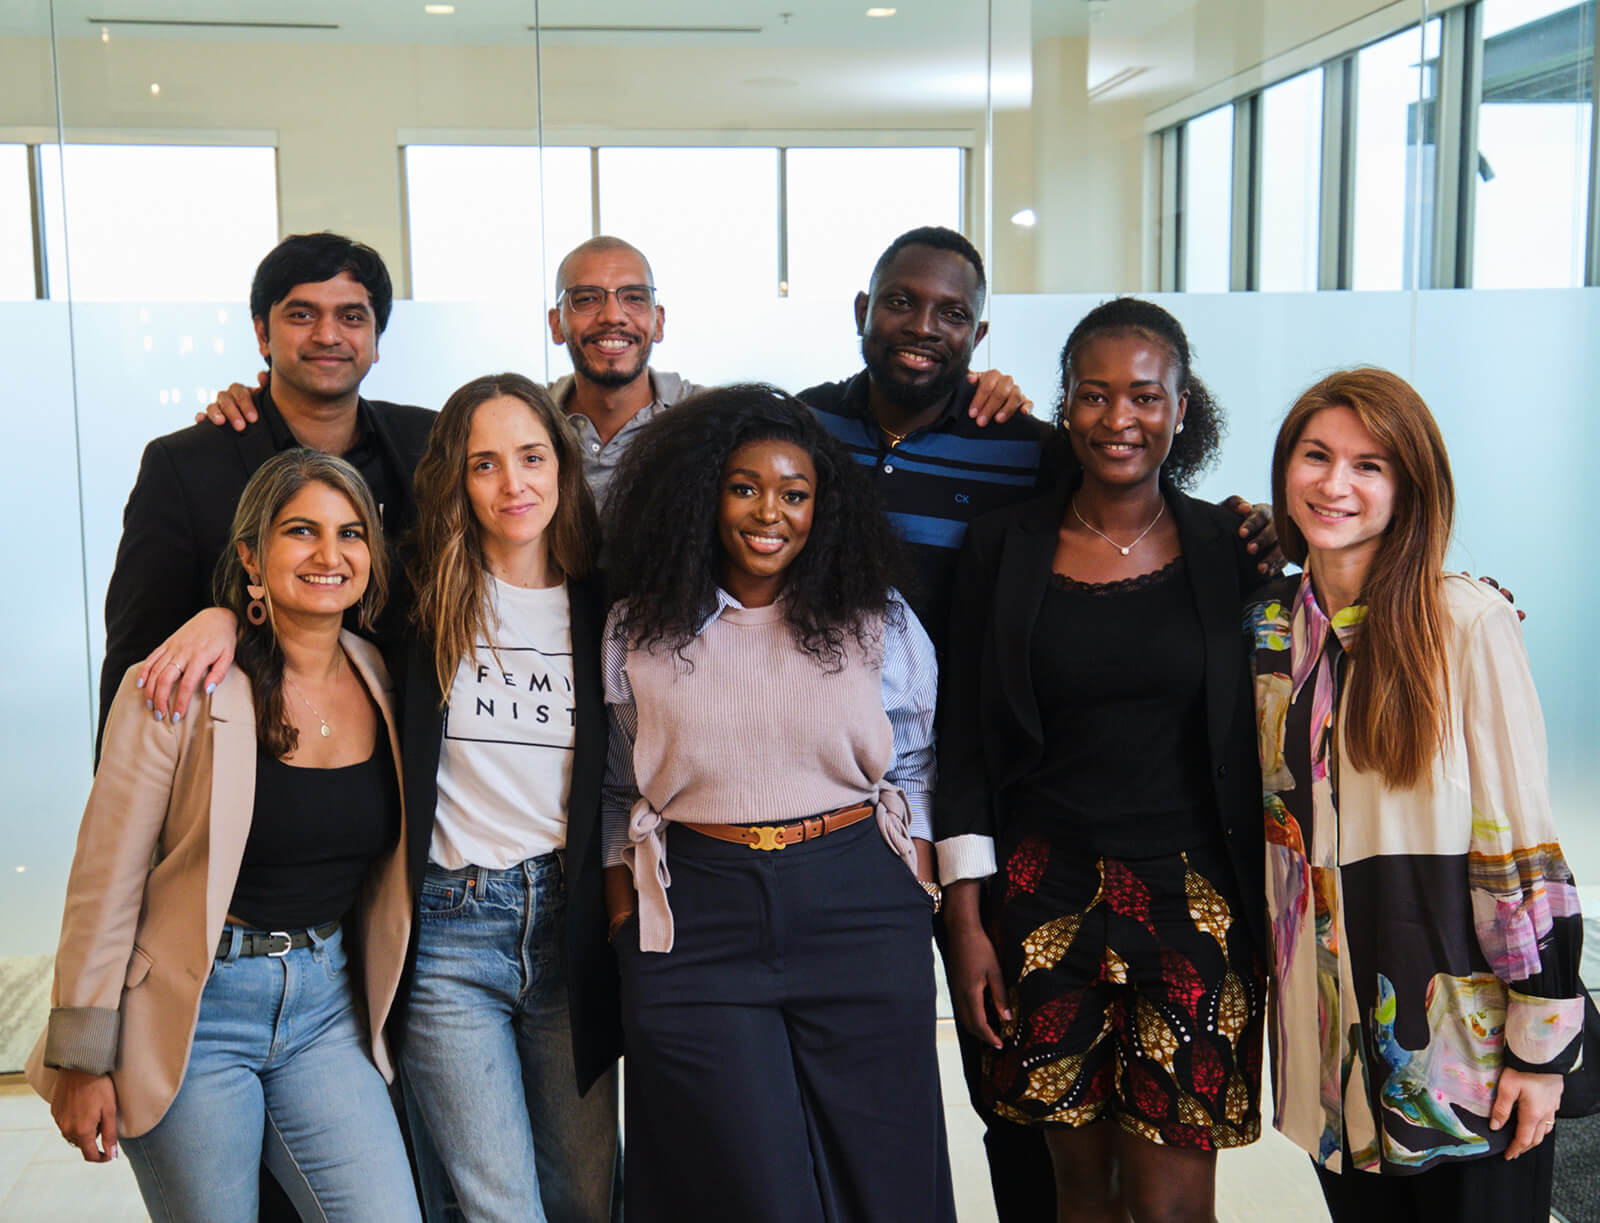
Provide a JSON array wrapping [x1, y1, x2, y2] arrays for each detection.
[[389, 373, 620, 1222], [935, 300, 1267, 1223]]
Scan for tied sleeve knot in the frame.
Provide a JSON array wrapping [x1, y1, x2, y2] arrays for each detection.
[[623, 798, 675, 953], [874, 782, 918, 875]]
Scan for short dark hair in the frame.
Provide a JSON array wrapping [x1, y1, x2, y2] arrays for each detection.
[[868, 226, 987, 307], [249, 232, 393, 334], [1057, 296, 1223, 489]]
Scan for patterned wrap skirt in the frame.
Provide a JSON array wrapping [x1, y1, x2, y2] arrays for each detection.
[[983, 828, 1265, 1150]]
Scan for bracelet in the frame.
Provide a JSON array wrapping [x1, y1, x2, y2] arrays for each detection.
[[918, 879, 942, 914], [607, 911, 634, 943]]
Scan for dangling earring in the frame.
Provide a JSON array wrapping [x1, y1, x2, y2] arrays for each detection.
[[246, 577, 268, 625], [1175, 422, 1185, 434]]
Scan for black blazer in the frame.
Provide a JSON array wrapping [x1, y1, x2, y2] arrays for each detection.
[[934, 480, 1267, 953], [98, 396, 437, 743], [389, 572, 621, 1095]]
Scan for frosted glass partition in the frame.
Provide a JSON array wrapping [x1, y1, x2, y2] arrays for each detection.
[[989, 288, 1600, 880], [0, 305, 92, 960]]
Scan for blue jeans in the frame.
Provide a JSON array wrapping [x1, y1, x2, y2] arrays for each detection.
[[401, 854, 618, 1223], [120, 924, 422, 1223]]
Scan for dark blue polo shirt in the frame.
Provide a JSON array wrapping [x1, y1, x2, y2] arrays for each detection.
[[798, 372, 1063, 652]]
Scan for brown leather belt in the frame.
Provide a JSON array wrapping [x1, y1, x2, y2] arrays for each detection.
[[682, 802, 875, 851]]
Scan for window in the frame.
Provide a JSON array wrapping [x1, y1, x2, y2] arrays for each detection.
[[0, 145, 35, 300], [784, 148, 962, 299], [1181, 105, 1233, 292], [1472, 0, 1592, 288], [597, 147, 780, 308], [1257, 70, 1324, 292], [405, 145, 593, 300], [1350, 21, 1442, 291], [38, 144, 278, 301]]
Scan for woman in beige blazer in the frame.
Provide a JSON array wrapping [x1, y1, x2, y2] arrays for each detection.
[[29, 450, 422, 1223]]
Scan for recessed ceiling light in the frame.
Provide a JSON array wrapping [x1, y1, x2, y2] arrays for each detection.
[[149, 82, 160, 95], [866, 7, 897, 17], [424, 4, 455, 13], [1010, 208, 1037, 227], [100, 26, 110, 42]]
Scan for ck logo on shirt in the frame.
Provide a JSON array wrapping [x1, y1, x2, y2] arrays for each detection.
[[443, 647, 576, 750]]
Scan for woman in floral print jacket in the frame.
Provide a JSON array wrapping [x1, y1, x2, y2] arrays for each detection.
[[1245, 368, 1583, 1223]]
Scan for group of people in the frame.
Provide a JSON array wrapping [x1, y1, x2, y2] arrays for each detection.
[[27, 223, 1584, 1223]]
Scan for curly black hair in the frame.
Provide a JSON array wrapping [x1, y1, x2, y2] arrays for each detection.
[[604, 384, 907, 669], [1056, 296, 1224, 490]]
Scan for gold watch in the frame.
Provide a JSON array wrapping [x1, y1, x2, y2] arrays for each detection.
[[918, 879, 943, 914]]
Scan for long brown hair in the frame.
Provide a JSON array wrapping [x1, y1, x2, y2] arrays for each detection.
[[214, 450, 388, 757], [410, 373, 598, 699], [1270, 368, 1454, 789]]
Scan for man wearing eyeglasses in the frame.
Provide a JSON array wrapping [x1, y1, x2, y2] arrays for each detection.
[[547, 236, 703, 510]]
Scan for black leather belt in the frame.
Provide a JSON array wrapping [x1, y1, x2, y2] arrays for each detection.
[[216, 920, 340, 959]]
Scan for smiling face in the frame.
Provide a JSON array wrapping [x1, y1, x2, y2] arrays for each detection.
[[464, 395, 561, 581], [716, 439, 817, 608], [239, 480, 371, 622], [855, 245, 988, 413], [1064, 331, 1188, 491], [253, 271, 379, 404], [548, 246, 664, 389], [1284, 404, 1399, 574]]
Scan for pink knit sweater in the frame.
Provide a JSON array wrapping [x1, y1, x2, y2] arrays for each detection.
[[621, 602, 915, 951]]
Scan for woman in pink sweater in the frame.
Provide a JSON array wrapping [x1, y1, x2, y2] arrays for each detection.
[[600, 384, 953, 1223]]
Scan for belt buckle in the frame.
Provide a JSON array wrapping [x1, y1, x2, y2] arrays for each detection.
[[266, 931, 293, 958], [748, 825, 785, 851]]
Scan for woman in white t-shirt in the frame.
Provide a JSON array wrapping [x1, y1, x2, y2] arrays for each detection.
[[394, 372, 619, 1221]]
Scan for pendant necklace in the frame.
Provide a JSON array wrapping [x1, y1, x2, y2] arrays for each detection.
[[285, 676, 334, 738], [1071, 496, 1165, 557]]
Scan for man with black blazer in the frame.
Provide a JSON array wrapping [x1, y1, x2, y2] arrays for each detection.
[[98, 232, 435, 743]]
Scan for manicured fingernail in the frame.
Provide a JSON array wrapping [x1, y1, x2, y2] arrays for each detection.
[[136, 676, 146, 688], [110, 1146, 118, 1159], [205, 682, 216, 694], [145, 699, 153, 711], [172, 712, 182, 723], [153, 711, 163, 721]]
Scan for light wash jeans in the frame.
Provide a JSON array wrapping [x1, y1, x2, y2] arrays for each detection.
[[119, 924, 422, 1223], [401, 853, 618, 1223]]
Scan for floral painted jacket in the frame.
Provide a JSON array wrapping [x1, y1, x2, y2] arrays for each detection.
[[1245, 572, 1583, 1175]]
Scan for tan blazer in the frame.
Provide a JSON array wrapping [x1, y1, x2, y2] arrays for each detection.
[[27, 632, 412, 1138]]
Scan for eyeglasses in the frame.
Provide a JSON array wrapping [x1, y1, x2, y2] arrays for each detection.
[[560, 284, 658, 315]]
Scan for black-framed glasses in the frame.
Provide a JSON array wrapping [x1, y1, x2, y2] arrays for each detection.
[[560, 284, 658, 315]]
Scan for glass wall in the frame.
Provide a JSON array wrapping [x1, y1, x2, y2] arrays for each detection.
[[5, 13, 1598, 1214], [0, 0, 992, 1071]]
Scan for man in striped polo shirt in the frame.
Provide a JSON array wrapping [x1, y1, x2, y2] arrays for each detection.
[[798, 227, 1064, 656]]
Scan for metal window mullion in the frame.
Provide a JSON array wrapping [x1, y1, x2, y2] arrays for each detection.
[[1231, 95, 1259, 291], [1319, 57, 1356, 291], [1165, 125, 1184, 291], [1429, 6, 1470, 288], [27, 143, 47, 299], [1586, 0, 1600, 285], [1452, 2, 1483, 289], [777, 147, 788, 297]]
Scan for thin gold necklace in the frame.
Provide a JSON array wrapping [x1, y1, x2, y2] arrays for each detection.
[[1071, 496, 1165, 557], [284, 675, 334, 738], [879, 421, 912, 448]]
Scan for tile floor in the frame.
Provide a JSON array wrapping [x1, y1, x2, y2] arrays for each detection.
[[0, 1018, 1332, 1223], [10, 888, 1596, 1221]]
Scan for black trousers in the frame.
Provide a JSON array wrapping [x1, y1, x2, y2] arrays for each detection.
[[617, 817, 956, 1223], [1314, 1137, 1556, 1223]]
